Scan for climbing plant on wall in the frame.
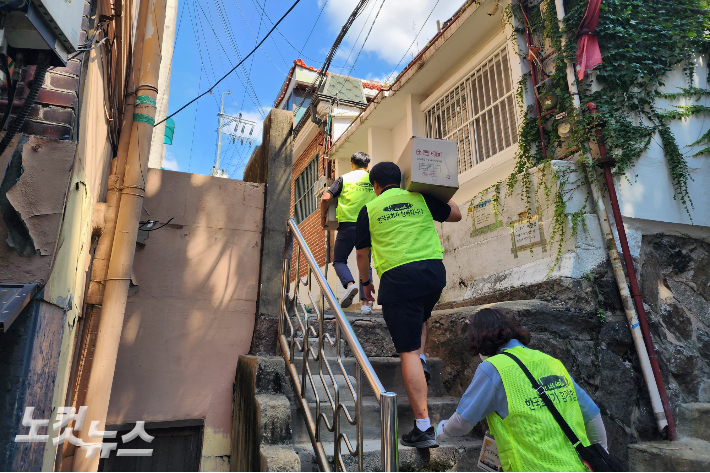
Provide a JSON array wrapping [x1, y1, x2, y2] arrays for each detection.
[[489, 0, 710, 266]]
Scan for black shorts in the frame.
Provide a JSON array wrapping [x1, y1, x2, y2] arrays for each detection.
[[381, 290, 441, 354]]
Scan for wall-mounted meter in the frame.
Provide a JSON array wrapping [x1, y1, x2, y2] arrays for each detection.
[[2, 0, 85, 65]]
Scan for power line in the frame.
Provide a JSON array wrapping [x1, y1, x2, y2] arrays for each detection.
[[249, 0, 323, 64], [385, 0, 441, 83], [188, 0, 221, 109], [241, 0, 266, 112], [334, 0, 386, 98], [233, 0, 288, 75], [301, 0, 328, 52], [174, 0, 185, 44], [212, 0, 267, 114], [292, 0, 374, 134], [158, 0, 305, 126], [187, 63, 204, 173], [197, 0, 264, 116]]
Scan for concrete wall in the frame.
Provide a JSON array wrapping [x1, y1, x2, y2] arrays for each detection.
[[106, 169, 265, 471]]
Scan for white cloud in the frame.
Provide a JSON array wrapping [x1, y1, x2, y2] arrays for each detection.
[[322, 0, 463, 67], [163, 150, 180, 171]]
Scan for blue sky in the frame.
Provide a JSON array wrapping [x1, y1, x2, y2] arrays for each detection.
[[163, 0, 463, 179]]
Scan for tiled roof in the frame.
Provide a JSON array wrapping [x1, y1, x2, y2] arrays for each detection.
[[362, 82, 385, 91], [274, 59, 387, 107]]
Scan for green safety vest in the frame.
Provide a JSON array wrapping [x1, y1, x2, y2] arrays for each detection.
[[336, 169, 375, 223], [365, 188, 443, 277], [486, 345, 589, 472]]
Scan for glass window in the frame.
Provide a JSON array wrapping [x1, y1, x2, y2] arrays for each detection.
[[294, 155, 319, 224], [424, 45, 518, 174]]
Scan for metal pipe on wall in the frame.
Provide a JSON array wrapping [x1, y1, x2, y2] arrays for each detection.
[[552, 0, 673, 437], [602, 157, 679, 441], [85, 0, 150, 305], [72, 0, 167, 470]]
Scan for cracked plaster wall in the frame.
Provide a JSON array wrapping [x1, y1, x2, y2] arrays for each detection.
[[440, 160, 608, 303]]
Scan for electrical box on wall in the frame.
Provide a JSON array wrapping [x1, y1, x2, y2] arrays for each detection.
[[2, 0, 85, 65]]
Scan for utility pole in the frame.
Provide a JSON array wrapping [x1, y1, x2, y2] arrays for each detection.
[[210, 91, 258, 178], [211, 91, 231, 178]]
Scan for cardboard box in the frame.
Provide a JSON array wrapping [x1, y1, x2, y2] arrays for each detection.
[[397, 136, 459, 202], [323, 198, 338, 231], [314, 178, 339, 231]]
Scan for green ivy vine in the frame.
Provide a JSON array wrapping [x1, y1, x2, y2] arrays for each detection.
[[474, 0, 710, 267]]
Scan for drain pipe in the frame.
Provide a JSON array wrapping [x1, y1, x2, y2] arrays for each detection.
[[86, 0, 149, 305], [587, 103, 678, 440], [72, 0, 167, 470], [552, 0, 671, 437]]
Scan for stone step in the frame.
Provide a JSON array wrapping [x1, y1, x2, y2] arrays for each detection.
[[678, 403, 710, 442], [290, 396, 477, 444], [293, 356, 447, 398], [628, 438, 710, 471], [295, 437, 485, 472], [259, 445, 301, 472]]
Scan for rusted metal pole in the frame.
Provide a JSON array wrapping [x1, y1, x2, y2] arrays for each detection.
[[587, 102, 677, 440], [72, 0, 167, 470], [601, 162, 678, 442]]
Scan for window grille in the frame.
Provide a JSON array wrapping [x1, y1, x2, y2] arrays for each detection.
[[294, 155, 319, 224], [424, 45, 518, 174]]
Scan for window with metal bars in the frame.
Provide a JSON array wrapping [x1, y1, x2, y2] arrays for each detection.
[[294, 155, 319, 224], [424, 45, 518, 174]]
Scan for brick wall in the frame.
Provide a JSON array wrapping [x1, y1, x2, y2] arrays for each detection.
[[290, 131, 333, 280], [0, 1, 92, 140]]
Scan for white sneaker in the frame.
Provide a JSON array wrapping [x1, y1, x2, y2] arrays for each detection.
[[340, 285, 359, 309], [360, 305, 373, 315]]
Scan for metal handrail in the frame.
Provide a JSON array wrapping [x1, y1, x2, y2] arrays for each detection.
[[278, 218, 398, 472]]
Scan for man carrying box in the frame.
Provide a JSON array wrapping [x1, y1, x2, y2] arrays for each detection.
[[320, 151, 376, 315], [355, 161, 462, 448]]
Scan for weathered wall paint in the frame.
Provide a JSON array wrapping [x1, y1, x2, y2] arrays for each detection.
[[39, 34, 116, 469], [106, 169, 264, 469]]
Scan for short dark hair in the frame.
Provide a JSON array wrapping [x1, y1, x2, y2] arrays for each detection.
[[369, 161, 401, 187], [467, 308, 531, 357], [351, 151, 370, 168]]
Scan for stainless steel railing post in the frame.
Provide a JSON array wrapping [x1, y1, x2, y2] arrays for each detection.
[[281, 218, 398, 472], [356, 364, 363, 473], [380, 392, 399, 472]]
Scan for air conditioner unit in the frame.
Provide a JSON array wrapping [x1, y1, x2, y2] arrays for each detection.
[[2, 0, 85, 65]]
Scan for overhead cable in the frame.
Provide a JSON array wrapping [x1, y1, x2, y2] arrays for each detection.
[[333, 0, 386, 100], [214, 0, 268, 114], [157, 0, 304, 126], [233, 0, 287, 75], [196, 1, 264, 115], [385, 0, 441, 83], [293, 0, 373, 134], [249, 0, 326, 65], [301, 0, 329, 53], [240, 0, 266, 112]]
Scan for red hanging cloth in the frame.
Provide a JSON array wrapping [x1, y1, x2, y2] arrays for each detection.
[[576, 0, 602, 80]]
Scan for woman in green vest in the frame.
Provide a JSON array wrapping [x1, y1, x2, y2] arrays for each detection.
[[436, 308, 608, 471]]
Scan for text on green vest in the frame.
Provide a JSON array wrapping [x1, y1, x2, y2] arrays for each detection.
[[365, 188, 443, 277]]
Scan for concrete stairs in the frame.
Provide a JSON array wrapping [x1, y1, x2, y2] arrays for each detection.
[[290, 355, 484, 471], [628, 403, 710, 471], [242, 312, 484, 472]]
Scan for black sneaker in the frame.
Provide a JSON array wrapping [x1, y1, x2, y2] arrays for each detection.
[[421, 358, 430, 385], [401, 423, 439, 448]]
